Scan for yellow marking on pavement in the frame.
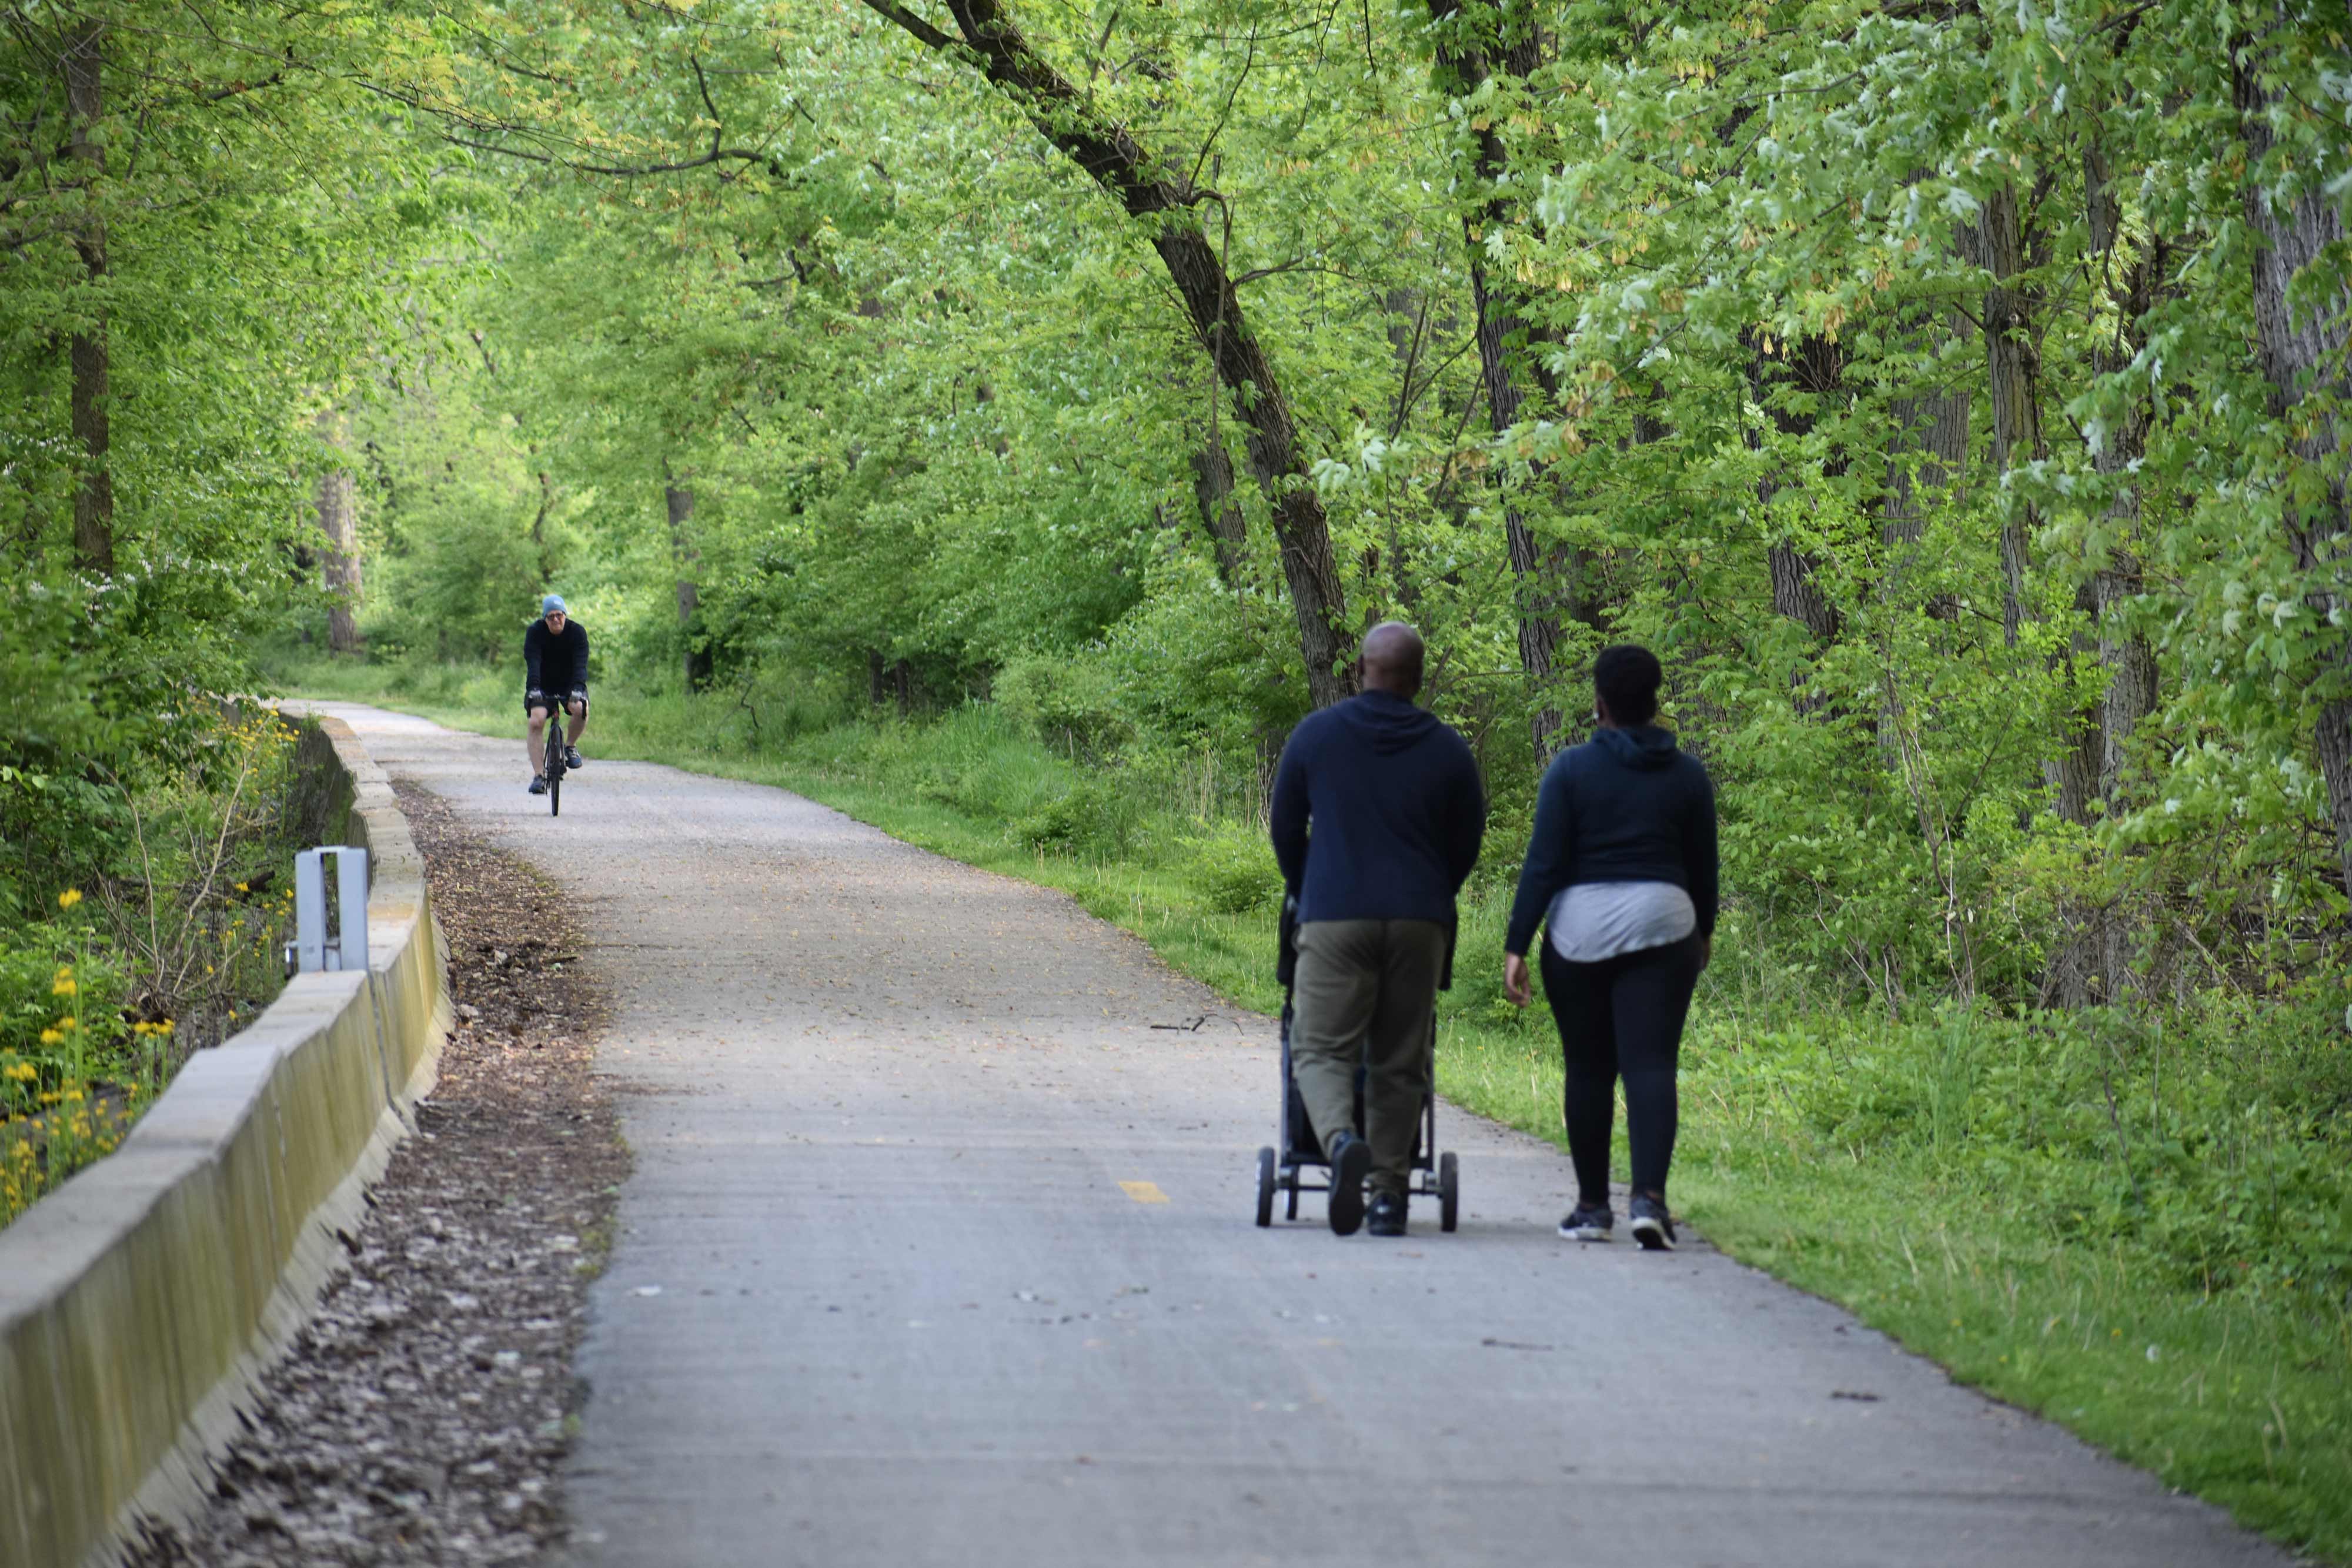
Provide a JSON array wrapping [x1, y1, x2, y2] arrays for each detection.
[[1119, 1181, 1170, 1205]]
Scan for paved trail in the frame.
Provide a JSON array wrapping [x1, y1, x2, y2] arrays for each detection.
[[327, 704, 2281, 1568]]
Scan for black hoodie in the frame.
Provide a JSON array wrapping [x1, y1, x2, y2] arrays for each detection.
[[1269, 690, 1486, 927], [523, 616, 590, 693], [1504, 724, 1718, 957]]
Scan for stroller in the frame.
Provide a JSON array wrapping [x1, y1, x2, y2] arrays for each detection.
[[1254, 893, 1459, 1231]]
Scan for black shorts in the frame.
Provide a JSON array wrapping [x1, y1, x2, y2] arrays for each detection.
[[524, 687, 587, 716]]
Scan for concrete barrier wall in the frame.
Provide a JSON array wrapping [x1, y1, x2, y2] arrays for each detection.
[[0, 715, 450, 1568]]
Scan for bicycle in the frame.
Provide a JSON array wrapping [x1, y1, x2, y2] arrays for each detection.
[[534, 690, 584, 817]]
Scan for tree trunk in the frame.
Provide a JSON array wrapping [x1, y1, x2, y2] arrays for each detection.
[[1152, 222, 1354, 706], [1876, 335, 1971, 780], [865, 0, 1353, 705], [1188, 442, 1248, 587], [1963, 183, 2104, 823], [2083, 145, 2162, 806], [666, 479, 711, 692], [2237, 26, 2352, 899], [1379, 286, 1430, 615], [314, 410, 362, 652], [1748, 331, 1845, 648], [1882, 349, 1969, 547], [868, 648, 887, 708], [62, 21, 112, 576], [1962, 184, 2043, 650], [1426, 0, 1595, 757]]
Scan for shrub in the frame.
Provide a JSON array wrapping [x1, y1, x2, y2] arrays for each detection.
[[1183, 822, 1280, 914], [1014, 777, 1135, 856]]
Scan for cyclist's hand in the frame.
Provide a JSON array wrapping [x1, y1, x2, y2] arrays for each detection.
[[527, 687, 544, 701], [569, 690, 587, 706]]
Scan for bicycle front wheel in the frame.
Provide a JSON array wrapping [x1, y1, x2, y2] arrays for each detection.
[[549, 765, 562, 817]]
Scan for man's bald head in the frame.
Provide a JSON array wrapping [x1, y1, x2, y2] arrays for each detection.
[[1359, 621, 1426, 700]]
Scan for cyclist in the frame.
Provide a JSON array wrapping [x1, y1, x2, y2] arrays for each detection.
[[524, 593, 590, 795]]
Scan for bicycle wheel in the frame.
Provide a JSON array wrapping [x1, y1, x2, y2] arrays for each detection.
[[549, 761, 562, 817]]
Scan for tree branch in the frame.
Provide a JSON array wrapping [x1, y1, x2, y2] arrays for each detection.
[[442, 132, 787, 180], [857, 0, 959, 53]]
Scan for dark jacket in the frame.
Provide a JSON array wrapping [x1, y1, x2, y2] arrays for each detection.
[[523, 617, 589, 693], [1269, 690, 1486, 928], [1504, 724, 1718, 955]]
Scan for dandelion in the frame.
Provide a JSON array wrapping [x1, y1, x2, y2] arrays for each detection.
[[57, 888, 82, 910], [39, 1029, 63, 1047], [52, 967, 76, 997], [235, 881, 249, 893]]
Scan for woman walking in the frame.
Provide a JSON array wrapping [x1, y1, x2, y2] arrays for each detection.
[[1502, 645, 1718, 1250]]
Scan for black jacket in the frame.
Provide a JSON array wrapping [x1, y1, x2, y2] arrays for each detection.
[[523, 617, 589, 693], [1269, 690, 1486, 928], [1504, 724, 1718, 955]]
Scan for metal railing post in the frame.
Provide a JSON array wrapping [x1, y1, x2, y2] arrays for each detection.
[[336, 847, 369, 972], [295, 849, 328, 974], [290, 846, 370, 974]]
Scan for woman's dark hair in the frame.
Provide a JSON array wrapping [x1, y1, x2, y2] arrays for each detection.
[[1593, 643, 1663, 726]]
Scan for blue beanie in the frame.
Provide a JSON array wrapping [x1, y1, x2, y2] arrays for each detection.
[[542, 594, 567, 616]]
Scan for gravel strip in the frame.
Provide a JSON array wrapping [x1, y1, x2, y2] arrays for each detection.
[[128, 781, 627, 1567]]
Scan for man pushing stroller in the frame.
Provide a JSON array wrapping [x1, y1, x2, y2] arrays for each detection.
[[1269, 622, 1487, 1236]]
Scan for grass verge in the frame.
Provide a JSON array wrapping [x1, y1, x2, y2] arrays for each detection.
[[278, 654, 2352, 1562]]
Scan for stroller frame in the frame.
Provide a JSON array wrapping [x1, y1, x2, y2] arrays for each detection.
[[1254, 895, 1459, 1231]]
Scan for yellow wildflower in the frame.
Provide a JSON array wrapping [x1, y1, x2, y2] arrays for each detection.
[[39, 1029, 63, 1047], [57, 888, 82, 910], [55, 1017, 75, 1032], [52, 968, 76, 997], [235, 881, 249, 893]]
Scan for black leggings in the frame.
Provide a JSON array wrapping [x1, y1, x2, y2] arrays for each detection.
[[1539, 934, 1703, 1205]]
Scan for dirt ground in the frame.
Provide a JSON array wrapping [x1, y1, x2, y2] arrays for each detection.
[[128, 781, 627, 1567]]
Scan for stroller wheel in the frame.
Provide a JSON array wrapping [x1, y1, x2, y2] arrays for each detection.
[[1439, 1151, 1459, 1233], [1255, 1146, 1277, 1227]]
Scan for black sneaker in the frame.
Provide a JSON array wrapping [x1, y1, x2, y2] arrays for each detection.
[[1367, 1192, 1408, 1237], [528, 774, 549, 795], [1559, 1202, 1614, 1242], [1327, 1132, 1370, 1236], [1628, 1191, 1677, 1251], [564, 745, 584, 770]]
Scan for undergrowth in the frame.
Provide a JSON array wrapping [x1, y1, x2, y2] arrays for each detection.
[[1, 709, 306, 1226]]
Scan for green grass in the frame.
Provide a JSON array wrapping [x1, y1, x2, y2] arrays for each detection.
[[279, 653, 2352, 1562]]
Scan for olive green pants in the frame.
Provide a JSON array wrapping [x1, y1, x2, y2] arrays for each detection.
[[1290, 919, 1446, 1198]]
